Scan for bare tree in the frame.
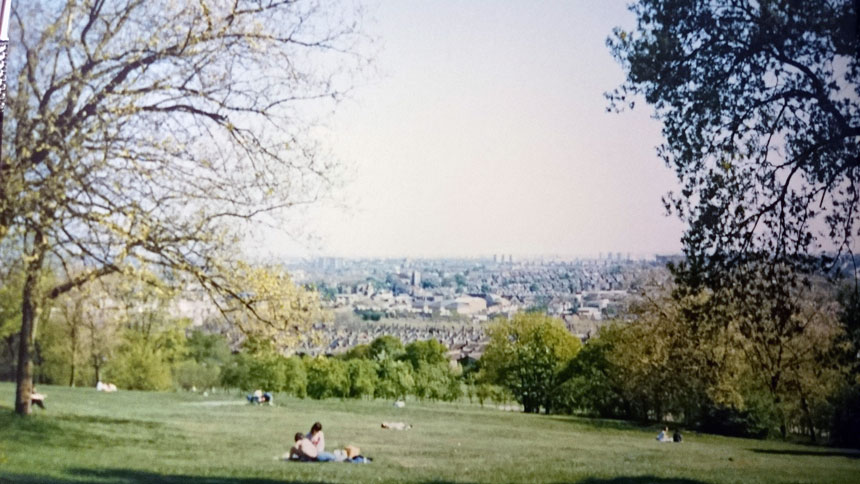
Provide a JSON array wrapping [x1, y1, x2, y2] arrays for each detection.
[[0, 0, 370, 414]]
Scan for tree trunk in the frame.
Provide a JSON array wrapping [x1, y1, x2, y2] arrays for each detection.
[[15, 241, 45, 416], [69, 359, 76, 387], [15, 270, 41, 415], [69, 325, 77, 387], [799, 395, 817, 444]]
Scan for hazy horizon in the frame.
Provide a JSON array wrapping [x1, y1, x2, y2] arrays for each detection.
[[254, 0, 685, 259]]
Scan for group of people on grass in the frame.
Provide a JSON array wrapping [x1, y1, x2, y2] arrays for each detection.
[[287, 422, 369, 463], [656, 426, 683, 443]]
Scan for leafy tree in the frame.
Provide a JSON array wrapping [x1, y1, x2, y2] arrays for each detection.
[[836, 283, 860, 376], [38, 287, 93, 387], [403, 339, 448, 369], [186, 330, 232, 368], [244, 353, 287, 392], [609, 0, 859, 282], [175, 331, 230, 391], [412, 361, 462, 402], [218, 263, 329, 352], [173, 360, 221, 391], [306, 357, 350, 399], [106, 331, 174, 391], [0, 271, 23, 352], [557, 323, 629, 418], [725, 271, 847, 439], [220, 352, 252, 391], [342, 343, 372, 360], [1, 0, 368, 414], [374, 358, 414, 400], [346, 358, 378, 398], [281, 356, 308, 398], [830, 385, 860, 448], [481, 313, 582, 413], [610, 0, 859, 441], [369, 335, 405, 361]]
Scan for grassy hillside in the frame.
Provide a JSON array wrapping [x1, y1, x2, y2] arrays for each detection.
[[0, 383, 858, 483]]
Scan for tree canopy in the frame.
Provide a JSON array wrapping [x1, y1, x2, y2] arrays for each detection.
[[608, 0, 860, 442], [609, 0, 859, 283], [482, 313, 581, 414], [0, 0, 369, 414]]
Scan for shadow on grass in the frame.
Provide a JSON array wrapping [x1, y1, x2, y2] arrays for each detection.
[[547, 415, 653, 433], [1, 469, 471, 484], [54, 413, 164, 429], [749, 448, 860, 459], [0, 471, 713, 484], [575, 478, 708, 484], [0, 409, 63, 442]]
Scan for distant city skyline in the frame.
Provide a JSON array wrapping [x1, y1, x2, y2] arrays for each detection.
[[255, 0, 685, 259]]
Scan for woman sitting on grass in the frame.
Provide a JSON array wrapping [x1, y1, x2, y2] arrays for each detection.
[[307, 422, 325, 453]]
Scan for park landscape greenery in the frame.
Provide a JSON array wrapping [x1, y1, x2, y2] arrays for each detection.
[[0, 0, 859, 482], [1, 382, 859, 484]]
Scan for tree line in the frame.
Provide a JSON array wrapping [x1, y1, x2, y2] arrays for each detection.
[[3, 260, 858, 447], [478, 286, 859, 448]]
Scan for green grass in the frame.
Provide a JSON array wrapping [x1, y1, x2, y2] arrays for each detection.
[[0, 383, 858, 483]]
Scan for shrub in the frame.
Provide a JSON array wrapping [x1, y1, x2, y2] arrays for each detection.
[[343, 344, 371, 360], [306, 357, 350, 399], [369, 335, 405, 361], [220, 353, 252, 391], [413, 362, 462, 401], [403, 339, 448, 369], [347, 358, 378, 398], [375, 358, 414, 399], [282, 356, 308, 398], [106, 335, 173, 391], [246, 354, 287, 392], [173, 360, 220, 391]]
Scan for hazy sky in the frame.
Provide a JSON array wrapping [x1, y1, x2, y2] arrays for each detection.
[[263, 0, 685, 259]]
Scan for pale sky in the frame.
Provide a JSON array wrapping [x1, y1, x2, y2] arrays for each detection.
[[261, 0, 685, 259]]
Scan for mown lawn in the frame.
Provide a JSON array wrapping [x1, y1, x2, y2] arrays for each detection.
[[0, 383, 858, 483]]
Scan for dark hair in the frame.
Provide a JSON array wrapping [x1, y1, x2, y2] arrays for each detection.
[[311, 422, 322, 433], [294, 432, 304, 441]]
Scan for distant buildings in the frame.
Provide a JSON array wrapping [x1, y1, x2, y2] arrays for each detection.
[[273, 256, 675, 355]]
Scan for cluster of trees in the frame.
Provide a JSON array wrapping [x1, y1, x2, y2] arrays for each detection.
[[561, 282, 858, 445], [1, 262, 465, 402], [0, 268, 324, 392], [221, 336, 463, 401], [474, 288, 859, 447], [567, 0, 859, 447]]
